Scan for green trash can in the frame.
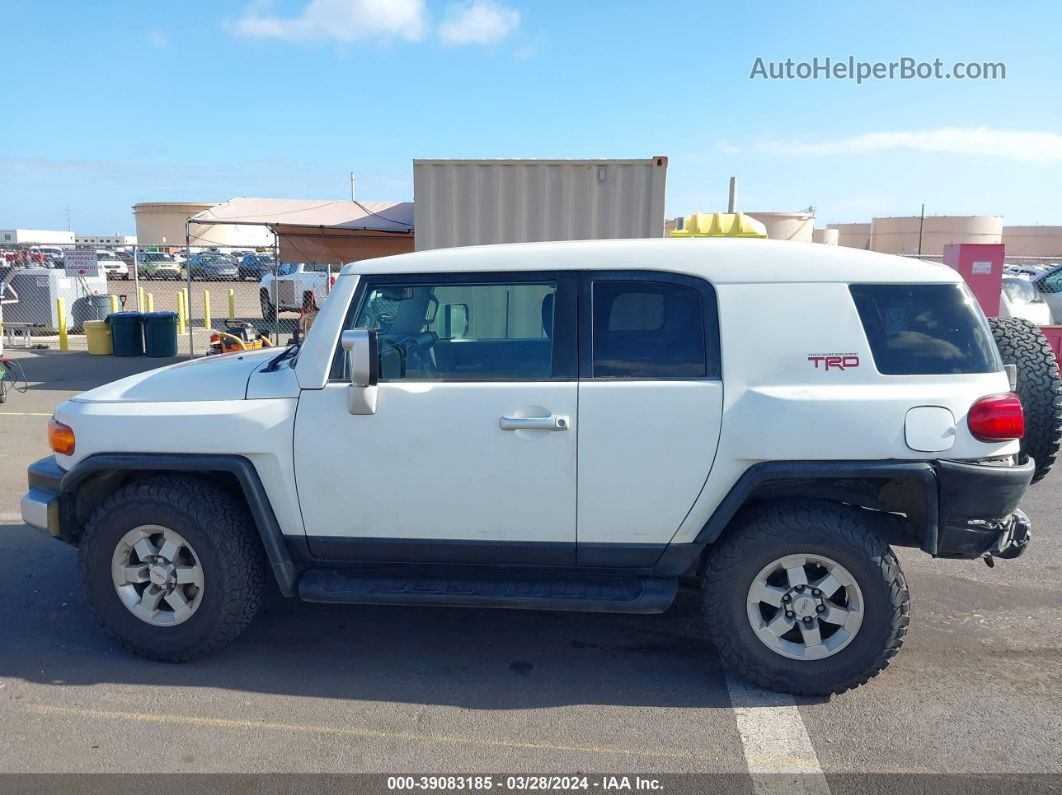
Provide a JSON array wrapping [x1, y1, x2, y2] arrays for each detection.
[[106, 312, 144, 357], [143, 311, 179, 358]]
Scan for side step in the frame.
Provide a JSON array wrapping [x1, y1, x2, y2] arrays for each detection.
[[298, 569, 678, 614]]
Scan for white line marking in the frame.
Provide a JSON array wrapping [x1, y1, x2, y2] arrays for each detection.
[[0, 412, 51, 416], [726, 674, 830, 794]]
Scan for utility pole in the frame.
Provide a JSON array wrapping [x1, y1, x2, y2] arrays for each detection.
[[350, 172, 356, 201], [727, 177, 737, 213], [917, 203, 926, 256]]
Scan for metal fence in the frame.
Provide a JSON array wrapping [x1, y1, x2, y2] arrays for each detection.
[[0, 244, 339, 357]]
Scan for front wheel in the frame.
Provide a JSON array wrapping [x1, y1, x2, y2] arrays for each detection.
[[80, 476, 266, 662], [703, 499, 910, 696]]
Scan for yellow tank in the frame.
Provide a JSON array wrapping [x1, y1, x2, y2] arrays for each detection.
[[669, 212, 768, 239], [84, 319, 113, 355]]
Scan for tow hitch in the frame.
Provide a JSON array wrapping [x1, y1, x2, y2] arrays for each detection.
[[983, 510, 1032, 567]]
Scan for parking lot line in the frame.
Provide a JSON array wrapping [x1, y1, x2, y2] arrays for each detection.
[[0, 412, 52, 416], [25, 703, 718, 763], [726, 675, 830, 794]]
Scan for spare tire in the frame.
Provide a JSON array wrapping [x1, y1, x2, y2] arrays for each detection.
[[988, 317, 1062, 483]]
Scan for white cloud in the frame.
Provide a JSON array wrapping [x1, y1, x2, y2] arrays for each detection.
[[438, 1, 519, 45], [757, 128, 1062, 163], [145, 29, 169, 48], [229, 0, 428, 43]]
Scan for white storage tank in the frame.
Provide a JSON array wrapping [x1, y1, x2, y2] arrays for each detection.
[[813, 228, 839, 245], [744, 211, 815, 242], [134, 201, 276, 248], [1001, 226, 1062, 258], [413, 158, 668, 251], [829, 223, 872, 250], [870, 215, 1002, 256]]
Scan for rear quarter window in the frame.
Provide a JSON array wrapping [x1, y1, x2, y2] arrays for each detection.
[[850, 284, 1002, 375]]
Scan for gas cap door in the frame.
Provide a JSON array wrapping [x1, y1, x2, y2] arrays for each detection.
[[905, 406, 957, 452]]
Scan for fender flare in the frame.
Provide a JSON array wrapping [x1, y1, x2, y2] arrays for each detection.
[[693, 460, 940, 554], [61, 453, 299, 596]]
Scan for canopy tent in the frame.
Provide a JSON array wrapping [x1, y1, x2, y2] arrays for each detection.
[[187, 197, 414, 264]]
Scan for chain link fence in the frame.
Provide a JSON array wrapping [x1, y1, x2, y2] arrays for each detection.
[[0, 244, 339, 356]]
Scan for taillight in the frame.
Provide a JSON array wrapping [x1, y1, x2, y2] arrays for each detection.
[[968, 393, 1024, 441], [48, 418, 75, 455]]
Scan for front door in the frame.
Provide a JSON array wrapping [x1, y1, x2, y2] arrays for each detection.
[[294, 271, 579, 565]]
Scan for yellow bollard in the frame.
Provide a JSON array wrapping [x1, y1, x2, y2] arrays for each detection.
[[228, 288, 235, 322], [56, 298, 69, 352], [146, 293, 155, 313], [203, 290, 212, 331], [109, 294, 119, 314], [180, 288, 189, 327], [176, 291, 186, 336], [138, 286, 144, 311]]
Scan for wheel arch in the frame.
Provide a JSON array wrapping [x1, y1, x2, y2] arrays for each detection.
[[60, 453, 299, 596], [694, 461, 940, 554]]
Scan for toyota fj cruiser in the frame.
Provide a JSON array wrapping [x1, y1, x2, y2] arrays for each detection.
[[21, 238, 1059, 696]]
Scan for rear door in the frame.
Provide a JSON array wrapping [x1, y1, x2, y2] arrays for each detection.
[[576, 272, 724, 566]]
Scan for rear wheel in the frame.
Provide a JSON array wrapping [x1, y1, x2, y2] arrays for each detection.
[[703, 499, 909, 696], [988, 316, 1062, 483], [260, 289, 277, 321], [80, 476, 266, 662]]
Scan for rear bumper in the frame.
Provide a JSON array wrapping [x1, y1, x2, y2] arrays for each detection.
[[20, 455, 64, 539], [934, 457, 1035, 559]]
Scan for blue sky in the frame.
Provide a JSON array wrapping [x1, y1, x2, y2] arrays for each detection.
[[3, 0, 1061, 234]]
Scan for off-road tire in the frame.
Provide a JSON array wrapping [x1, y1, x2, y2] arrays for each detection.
[[260, 289, 277, 322], [80, 475, 266, 662], [988, 316, 1062, 483], [703, 499, 910, 696]]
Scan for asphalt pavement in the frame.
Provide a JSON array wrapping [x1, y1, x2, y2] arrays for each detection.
[[0, 351, 1059, 788]]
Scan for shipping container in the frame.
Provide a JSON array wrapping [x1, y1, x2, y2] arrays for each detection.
[[413, 158, 668, 251]]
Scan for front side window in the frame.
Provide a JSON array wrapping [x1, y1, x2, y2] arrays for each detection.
[[592, 280, 708, 378], [346, 279, 558, 381], [850, 283, 1002, 375]]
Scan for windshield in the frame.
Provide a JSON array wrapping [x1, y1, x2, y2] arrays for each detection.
[[1003, 278, 1043, 304], [201, 255, 231, 266]]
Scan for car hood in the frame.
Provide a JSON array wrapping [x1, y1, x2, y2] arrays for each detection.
[[70, 348, 278, 403]]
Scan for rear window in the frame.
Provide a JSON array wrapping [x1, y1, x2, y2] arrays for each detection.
[[850, 284, 1002, 375]]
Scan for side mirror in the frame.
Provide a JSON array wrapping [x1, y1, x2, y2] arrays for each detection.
[[341, 328, 379, 387], [340, 329, 379, 414], [443, 303, 470, 339]]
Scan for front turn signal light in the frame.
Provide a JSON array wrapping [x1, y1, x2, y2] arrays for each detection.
[[48, 418, 75, 455]]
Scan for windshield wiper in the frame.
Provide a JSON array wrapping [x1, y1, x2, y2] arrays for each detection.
[[263, 341, 300, 372]]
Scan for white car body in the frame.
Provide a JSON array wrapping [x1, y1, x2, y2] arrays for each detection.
[[96, 249, 129, 279], [22, 238, 1040, 694], [1000, 276, 1052, 325], [259, 262, 334, 313]]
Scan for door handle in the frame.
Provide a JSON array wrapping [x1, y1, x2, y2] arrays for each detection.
[[499, 415, 570, 431]]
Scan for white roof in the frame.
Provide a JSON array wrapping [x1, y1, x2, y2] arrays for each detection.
[[341, 237, 963, 285], [189, 197, 413, 233]]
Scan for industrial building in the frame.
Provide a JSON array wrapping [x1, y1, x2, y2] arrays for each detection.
[[75, 233, 137, 248], [0, 228, 75, 247]]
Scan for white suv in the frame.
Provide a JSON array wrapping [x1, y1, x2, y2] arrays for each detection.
[[21, 239, 1058, 696]]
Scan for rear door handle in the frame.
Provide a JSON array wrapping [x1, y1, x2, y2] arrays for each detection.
[[499, 415, 570, 431]]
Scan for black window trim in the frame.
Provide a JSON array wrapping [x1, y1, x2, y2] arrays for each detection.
[[329, 270, 578, 383], [578, 270, 722, 381]]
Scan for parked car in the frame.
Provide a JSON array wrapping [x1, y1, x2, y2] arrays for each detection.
[[136, 252, 182, 280], [187, 252, 239, 281], [239, 253, 277, 282], [259, 262, 334, 320], [32, 246, 65, 263], [1031, 265, 1062, 322], [22, 239, 1061, 696], [1000, 275, 1052, 325], [96, 249, 129, 280]]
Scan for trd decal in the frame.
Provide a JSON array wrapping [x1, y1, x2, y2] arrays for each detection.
[[808, 353, 860, 371]]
